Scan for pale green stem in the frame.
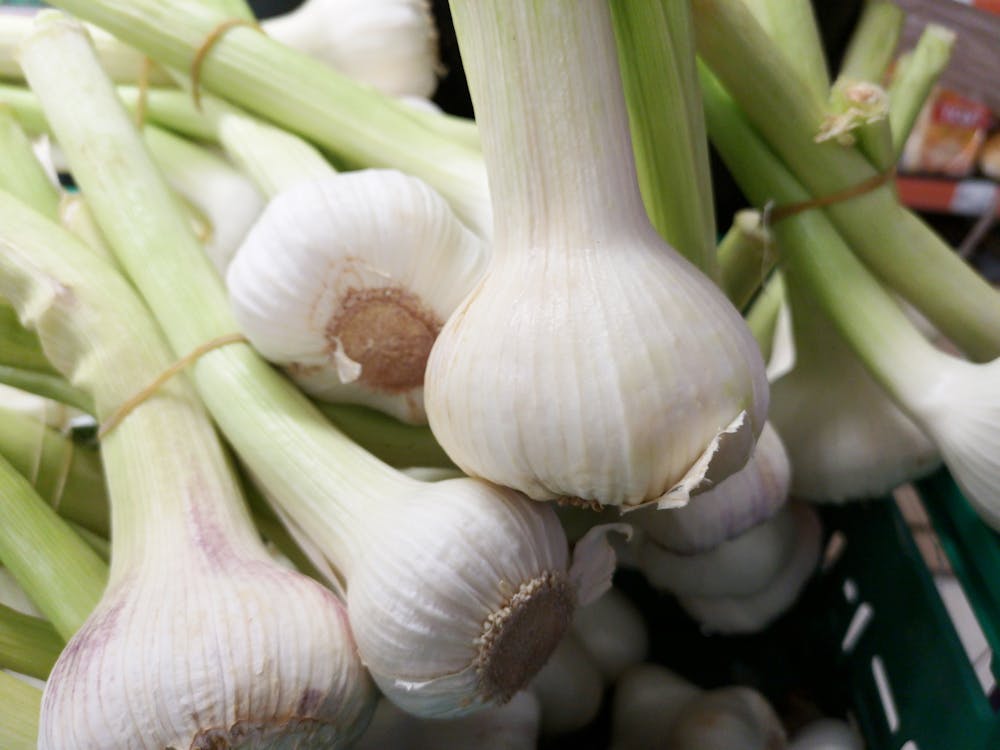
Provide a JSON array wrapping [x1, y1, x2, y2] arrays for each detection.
[[700, 65, 948, 406], [888, 24, 955, 157], [856, 116, 895, 172], [399, 104, 480, 152], [68, 523, 111, 562], [0, 366, 94, 414], [452, 0, 648, 249], [0, 107, 60, 220], [0, 303, 57, 376], [213, 108, 336, 198], [745, 271, 785, 360], [692, 0, 1000, 361], [317, 403, 454, 470], [717, 210, 775, 310], [0, 407, 109, 537], [611, 0, 718, 279], [0, 670, 42, 750], [839, 0, 904, 83], [0, 452, 106, 640], [0, 601, 63, 679], [45, 0, 492, 236], [739, 0, 828, 99], [21, 11, 419, 580]]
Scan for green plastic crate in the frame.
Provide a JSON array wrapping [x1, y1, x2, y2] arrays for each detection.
[[818, 469, 1000, 749]]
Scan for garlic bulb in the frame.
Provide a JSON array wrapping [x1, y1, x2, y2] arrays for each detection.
[[529, 631, 604, 735], [630, 422, 790, 554], [610, 665, 701, 750], [354, 691, 540, 750], [571, 587, 648, 683], [666, 686, 787, 749], [262, 0, 440, 98], [639, 501, 799, 598], [425, 0, 768, 508], [678, 503, 822, 634], [771, 281, 940, 501], [228, 170, 486, 424], [789, 719, 863, 750]]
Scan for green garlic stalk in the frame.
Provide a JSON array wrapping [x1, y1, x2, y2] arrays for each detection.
[[0, 670, 42, 750], [610, 0, 718, 279], [25, 12, 617, 718], [46, 0, 491, 236], [739, 0, 828, 99], [702, 66, 1000, 531], [0, 601, 62, 679], [838, 0, 905, 83], [426, 0, 768, 508], [888, 24, 956, 156], [0, 106, 60, 220], [693, 0, 1000, 362], [717, 209, 775, 311]]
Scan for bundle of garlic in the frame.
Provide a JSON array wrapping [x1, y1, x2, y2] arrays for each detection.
[[22, 13, 622, 720]]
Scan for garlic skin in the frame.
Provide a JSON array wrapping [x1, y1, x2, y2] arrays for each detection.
[[630, 422, 790, 554], [228, 170, 486, 424], [262, 0, 440, 98], [571, 587, 648, 683], [678, 503, 822, 634], [666, 686, 787, 750], [772, 286, 939, 502], [529, 632, 603, 735], [41, 555, 376, 750], [639, 501, 799, 598], [341, 476, 624, 717], [426, 0, 768, 508]]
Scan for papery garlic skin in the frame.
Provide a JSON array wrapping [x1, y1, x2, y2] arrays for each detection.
[[262, 0, 440, 98], [425, 0, 768, 508], [228, 170, 486, 424], [41, 555, 375, 750], [343, 477, 620, 718], [630, 422, 789, 554], [678, 503, 822, 634]]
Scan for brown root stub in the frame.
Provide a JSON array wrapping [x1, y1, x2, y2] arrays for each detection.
[[327, 286, 441, 392], [474, 571, 576, 703], [189, 717, 340, 749]]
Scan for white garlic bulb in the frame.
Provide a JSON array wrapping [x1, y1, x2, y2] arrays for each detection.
[[529, 632, 604, 735], [228, 170, 486, 424], [571, 587, 648, 683], [630, 422, 790, 554], [425, 0, 768, 508], [611, 665, 702, 750], [666, 686, 787, 749], [262, 0, 440, 98]]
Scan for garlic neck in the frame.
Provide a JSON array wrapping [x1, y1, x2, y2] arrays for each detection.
[[452, 0, 649, 249]]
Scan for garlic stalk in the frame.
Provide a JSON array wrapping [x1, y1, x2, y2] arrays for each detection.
[[228, 169, 486, 423], [426, 0, 768, 508], [24, 13, 619, 718], [693, 0, 1000, 361], [717, 209, 775, 310], [888, 23, 955, 157], [0, 568, 42, 616], [702, 68, 1000, 530], [789, 719, 863, 750], [0, 106, 60, 220], [678, 503, 822, 634], [45, 0, 492, 237], [745, 272, 786, 364], [571, 587, 648, 683], [739, 0, 827, 100], [630, 421, 789, 555], [0, 180, 375, 748], [0, 11, 169, 85], [0, 669, 41, 750], [771, 275, 940, 501], [262, 0, 439, 98], [0, 602, 62, 680], [610, 665, 701, 750], [666, 686, 787, 749], [529, 632, 604, 736], [142, 124, 265, 273], [354, 691, 540, 750], [639, 500, 799, 599]]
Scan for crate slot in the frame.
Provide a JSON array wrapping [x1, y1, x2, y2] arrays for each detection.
[[872, 655, 900, 734], [842, 602, 874, 653], [843, 578, 859, 604]]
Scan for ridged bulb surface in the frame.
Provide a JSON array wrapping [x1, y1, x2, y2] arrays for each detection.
[[771, 344, 939, 502], [425, 223, 769, 507], [666, 687, 787, 750], [39, 554, 375, 749], [228, 170, 485, 424], [631, 422, 789, 554], [346, 477, 619, 718], [262, 0, 440, 98]]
